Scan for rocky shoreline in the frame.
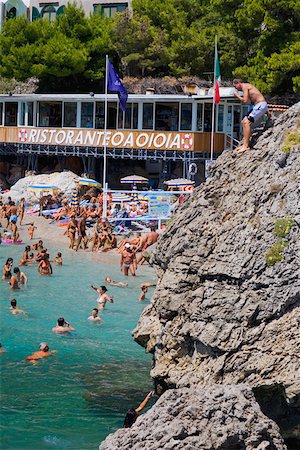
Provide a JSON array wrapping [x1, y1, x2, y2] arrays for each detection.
[[100, 103, 300, 449]]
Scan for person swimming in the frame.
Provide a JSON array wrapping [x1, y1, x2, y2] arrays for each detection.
[[105, 277, 128, 287], [10, 298, 26, 315], [26, 343, 57, 361], [138, 286, 148, 301], [52, 317, 75, 333], [91, 285, 113, 309], [37, 254, 53, 275], [88, 308, 103, 322], [53, 252, 63, 265], [14, 267, 28, 285], [2, 258, 13, 280]]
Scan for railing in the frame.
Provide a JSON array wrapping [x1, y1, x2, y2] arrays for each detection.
[[224, 134, 240, 150]]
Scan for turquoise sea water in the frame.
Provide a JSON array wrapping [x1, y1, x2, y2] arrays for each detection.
[[0, 238, 154, 450]]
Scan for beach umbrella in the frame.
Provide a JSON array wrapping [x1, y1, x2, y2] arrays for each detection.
[[27, 184, 59, 195], [120, 175, 149, 185], [74, 177, 101, 187], [111, 194, 132, 203], [164, 178, 195, 187], [71, 187, 79, 208]]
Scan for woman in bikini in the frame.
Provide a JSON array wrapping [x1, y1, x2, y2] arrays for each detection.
[[37, 254, 53, 275], [90, 285, 113, 309], [19, 246, 33, 266], [2, 258, 13, 280], [65, 218, 77, 249]]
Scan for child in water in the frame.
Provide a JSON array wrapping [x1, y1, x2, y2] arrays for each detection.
[[138, 286, 148, 301], [28, 223, 37, 240], [53, 252, 63, 265]]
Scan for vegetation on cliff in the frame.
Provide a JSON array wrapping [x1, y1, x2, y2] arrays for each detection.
[[0, 0, 299, 93]]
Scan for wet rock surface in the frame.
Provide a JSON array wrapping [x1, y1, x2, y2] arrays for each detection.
[[100, 103, 300, 449]]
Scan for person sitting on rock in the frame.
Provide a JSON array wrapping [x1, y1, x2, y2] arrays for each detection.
[[123, 391, 154, 428]]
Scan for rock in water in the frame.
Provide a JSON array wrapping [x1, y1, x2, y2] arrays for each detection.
[[100, 385, 287, 450]]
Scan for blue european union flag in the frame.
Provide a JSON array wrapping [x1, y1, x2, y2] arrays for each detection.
[[107, 61, 128, 112]]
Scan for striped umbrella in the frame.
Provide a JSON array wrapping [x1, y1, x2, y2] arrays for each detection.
[[74, 178, 101, 187], [111, 194, 132, 203], [71, 187, 79, 208], [28, 184, 59, 193]]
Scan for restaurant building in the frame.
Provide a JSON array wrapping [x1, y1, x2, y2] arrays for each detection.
[[0, 87, 248, 187]]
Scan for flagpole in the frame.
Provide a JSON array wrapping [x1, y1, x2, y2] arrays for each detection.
[[102, 54, 108, 218], [210, 35, 217, 161]]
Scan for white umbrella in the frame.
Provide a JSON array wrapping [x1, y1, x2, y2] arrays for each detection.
[[164, 178, 195, 187]]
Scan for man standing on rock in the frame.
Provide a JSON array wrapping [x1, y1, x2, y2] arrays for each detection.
[[233, 79, 269, 154]]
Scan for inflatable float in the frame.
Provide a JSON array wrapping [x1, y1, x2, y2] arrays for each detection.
[[1, 239, 23, 245]]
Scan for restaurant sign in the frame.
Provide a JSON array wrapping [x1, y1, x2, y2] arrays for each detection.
[[18, 128, 194, 151]]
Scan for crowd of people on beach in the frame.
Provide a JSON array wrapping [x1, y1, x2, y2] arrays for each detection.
[[1, 193, 158, 357]]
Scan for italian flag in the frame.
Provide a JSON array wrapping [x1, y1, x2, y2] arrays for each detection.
[[214, 47, 221, 105]]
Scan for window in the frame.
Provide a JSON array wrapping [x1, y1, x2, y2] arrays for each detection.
[[6, 7, 16, 19], [94, 3, 127, 17], [197, 103, 203, 131], [28, 102, 34, 126], [20, 102, 26, 126], [32, 7, 40, 20], [142, 103, 154, 130], [0, 103, 3, 125], [180, 103, 192, 130], [64, 102, 77, 127], [107, 102, 117, 129], [203, 103, 212, 132], [217, 105, 224, 132], [41, 5, 56, 21], [118, 103, 138, 129], [39, 102, 62, 127], [155, 102, 179, 131], [5, 102, 18, 126], [81, 102, 94, 128], [95, 102, 105, 129]]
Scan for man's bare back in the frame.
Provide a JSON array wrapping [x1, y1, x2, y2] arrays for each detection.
[[234, 82, 265, 105]]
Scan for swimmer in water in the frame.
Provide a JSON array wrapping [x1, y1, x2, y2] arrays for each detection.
[[9, 272, 19, 290], [91, 285, 113, 309], [140, 282, 156, 288], [52, 317, 75, 333], [88, 308, 103, 322], [13, 267, 28, 285], [53, 252, 63, 265], [105, 277, 128, 287], [26, 342, 57, 362], [138, 286, 148, 301], [0, 342, 5, 354], [10, 298, 27, 315], [2, 258, 13, 280]]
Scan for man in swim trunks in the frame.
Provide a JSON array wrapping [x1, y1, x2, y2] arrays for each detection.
[[9, 271, 19, 289], [91, 285, 113, 309], [76, 215, 88, 251], [26, 342, 57, 361], [120, 243, 137, 276], [8, 202, 18, 226], [233, 79, 269, 153], [52, 317, 75, 333]]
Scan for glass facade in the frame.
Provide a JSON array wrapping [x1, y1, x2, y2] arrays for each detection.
[[142, 103, 154, 130], [81, 102, 94, 128], [203, 103, 212, 132], [180, 103, 192, 130], [28, 102, 34, 126], [5, 102, 18, 126], [64, 102, 77, 127], [39, 102, 62, 127], [118, 103, 138, 129], [217, 105, 224, 132], [95, 102, 105, 129], [107, 102, 117, 129], [0, 103, 3, 125], [155, 102, 179, 131], [197, 103, 203, 131]]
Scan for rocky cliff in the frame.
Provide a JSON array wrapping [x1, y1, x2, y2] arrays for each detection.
[[100, 103, 300, 449]]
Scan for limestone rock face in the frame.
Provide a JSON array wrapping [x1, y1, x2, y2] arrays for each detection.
[[2, 171, 79, 205], [100, 385, 287, 450], [130, 103, 300, 446]]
